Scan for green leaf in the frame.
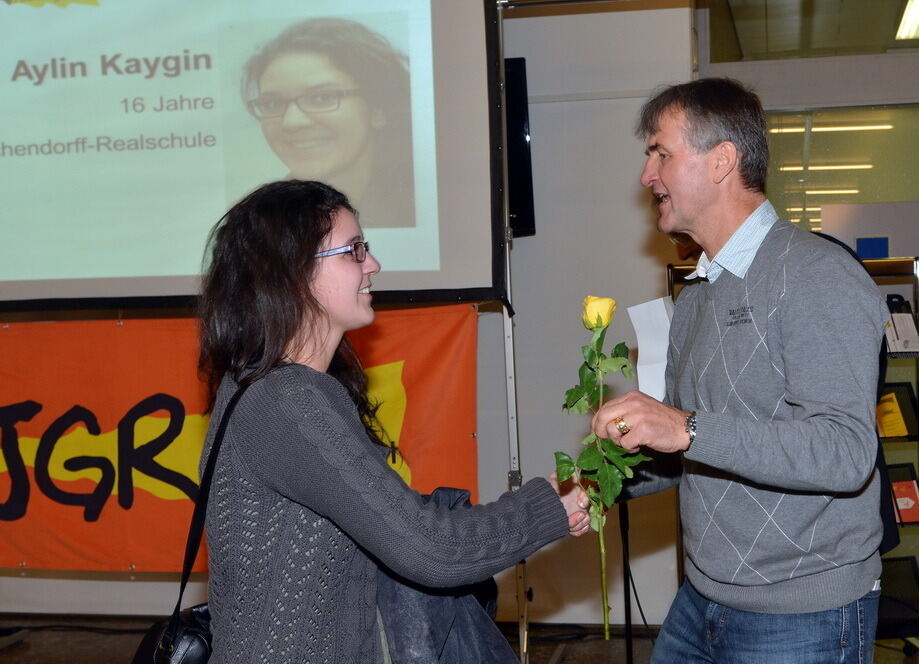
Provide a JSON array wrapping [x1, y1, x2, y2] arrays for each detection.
[[600, 437, 633, 477], [579, 431, 598, 446], [576, 445, 603, 471], [578, 362, 596, 392], [591, 326, 608, 353], [621, 364, 635, 380], [621, 451, 652, 466], [597, 462, 623, 508], [554, 451, 575, 483], [598, 356, 630, 374], [589, 505, 606, 532], [563, 385, 585, 409], [582, 345, 599, 368], [599, 436, 619, 458], [600, 438, 651, 478], [586, 383, 603, 410], [567, 395, 590, 414], [612, 342, 629, 359]]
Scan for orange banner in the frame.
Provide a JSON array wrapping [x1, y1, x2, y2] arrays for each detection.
[[0, 304, 477, 572]]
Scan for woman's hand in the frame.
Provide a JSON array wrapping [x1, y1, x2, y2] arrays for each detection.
[[548, 473, 591, 536]]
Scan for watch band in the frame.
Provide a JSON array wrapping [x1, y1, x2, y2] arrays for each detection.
[[684, 410, 697, 447]]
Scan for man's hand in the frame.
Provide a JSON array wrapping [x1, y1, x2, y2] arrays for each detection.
[[592, 390, 691, 454]]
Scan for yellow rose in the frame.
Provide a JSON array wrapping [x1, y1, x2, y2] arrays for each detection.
[[582, 296, 616, 330]]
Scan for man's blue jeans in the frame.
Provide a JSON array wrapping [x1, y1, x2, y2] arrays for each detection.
[[650, 581, 880, 664]]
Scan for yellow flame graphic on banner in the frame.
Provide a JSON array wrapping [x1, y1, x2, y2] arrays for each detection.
[[3, 361, 410, 497], [367, 361, 411, 485]]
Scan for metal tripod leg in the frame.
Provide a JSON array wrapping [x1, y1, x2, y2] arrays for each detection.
[[516, 561, 530, 663]]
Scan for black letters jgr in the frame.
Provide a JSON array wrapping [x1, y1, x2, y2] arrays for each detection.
[[0, 394, 197, 522]]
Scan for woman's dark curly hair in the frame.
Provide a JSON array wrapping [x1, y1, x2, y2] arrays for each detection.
[[198, 179, 386, 447]]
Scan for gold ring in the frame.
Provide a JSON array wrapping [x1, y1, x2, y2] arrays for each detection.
[[614, 417, 630, 435]]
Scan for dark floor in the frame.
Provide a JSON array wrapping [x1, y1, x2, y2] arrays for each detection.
[[0, 614, 915, 663], [501, 623, 657, 663]]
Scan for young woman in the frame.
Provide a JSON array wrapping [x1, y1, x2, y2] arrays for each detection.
[[243, 18, 415, 228], [198, 180, 589, 663]]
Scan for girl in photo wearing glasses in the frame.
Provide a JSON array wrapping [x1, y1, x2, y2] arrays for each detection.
[[198, 179, 590, 663], [243, 18, 415, 228]]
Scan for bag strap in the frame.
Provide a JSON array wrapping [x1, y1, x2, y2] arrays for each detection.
[[168, 381, 251, 622]]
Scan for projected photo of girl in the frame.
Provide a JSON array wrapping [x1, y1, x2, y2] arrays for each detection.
[[242, 17, 416, 228]]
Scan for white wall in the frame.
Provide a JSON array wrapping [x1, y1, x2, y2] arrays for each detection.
[[0, 575, 205, 615], [477, 6, 694, 625], [821, 201, 919, 258]]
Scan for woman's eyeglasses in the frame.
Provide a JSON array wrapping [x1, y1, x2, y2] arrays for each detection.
[[247, 89, 361, 119], [314, 241, 370, 263]]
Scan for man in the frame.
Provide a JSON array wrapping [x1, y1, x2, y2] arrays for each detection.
[[593, 78, 890, 662]]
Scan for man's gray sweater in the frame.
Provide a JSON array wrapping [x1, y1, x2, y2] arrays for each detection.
[[630, 219, 889, 613]]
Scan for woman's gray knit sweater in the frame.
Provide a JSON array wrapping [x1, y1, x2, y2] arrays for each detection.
[[202, 363, 567, 663]]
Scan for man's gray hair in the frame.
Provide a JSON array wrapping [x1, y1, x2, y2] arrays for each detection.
[[636, 78, 768, 194]]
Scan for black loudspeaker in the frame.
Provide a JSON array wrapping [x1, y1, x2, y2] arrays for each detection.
[[504, 57, 536, 238]]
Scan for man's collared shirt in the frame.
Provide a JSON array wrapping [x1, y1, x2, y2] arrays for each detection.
[[687, 200, 779, 282]]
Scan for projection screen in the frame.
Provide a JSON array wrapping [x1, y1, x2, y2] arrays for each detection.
[[0, 0, 505, 307]]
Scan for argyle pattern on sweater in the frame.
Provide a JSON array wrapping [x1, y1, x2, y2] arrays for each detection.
[[666, 220, 888, 613]]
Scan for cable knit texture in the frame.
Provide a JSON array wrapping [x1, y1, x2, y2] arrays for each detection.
[[203, 363, 568, 663]]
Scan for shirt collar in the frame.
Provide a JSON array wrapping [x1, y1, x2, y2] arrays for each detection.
[[686, 200, 778, 282]]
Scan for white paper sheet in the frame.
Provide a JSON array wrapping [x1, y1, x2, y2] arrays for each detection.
[[886, 312, 919, 354], [627, 297, 674, 401]]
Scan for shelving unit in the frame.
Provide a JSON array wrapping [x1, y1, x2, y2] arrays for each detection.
[[866, 258, 919, 640]]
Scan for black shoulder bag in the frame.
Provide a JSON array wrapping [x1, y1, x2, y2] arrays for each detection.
[[132, 383, 250, 664]]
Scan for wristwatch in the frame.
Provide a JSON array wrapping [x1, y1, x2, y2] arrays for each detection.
[[684, 411, 697, 448]]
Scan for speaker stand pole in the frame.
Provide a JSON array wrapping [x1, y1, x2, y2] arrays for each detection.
[[495, 2, 530, 660], [620, 501, 634, 664]]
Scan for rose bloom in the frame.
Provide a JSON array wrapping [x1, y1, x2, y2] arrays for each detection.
[[582, 296, 616, 330]]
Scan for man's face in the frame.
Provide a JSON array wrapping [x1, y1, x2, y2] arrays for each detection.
[[639, 109, 717, 240]]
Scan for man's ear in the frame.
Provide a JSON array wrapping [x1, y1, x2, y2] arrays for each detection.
[[711, 141, 739, 184]]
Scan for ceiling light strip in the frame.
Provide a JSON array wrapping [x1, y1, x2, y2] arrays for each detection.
[[897, 0, 919, 40], [779, 164, 873, 172], [804, 189, 859, 195], [769, 125, 893, 134]]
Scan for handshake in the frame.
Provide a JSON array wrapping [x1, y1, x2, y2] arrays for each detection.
[[549, 473, 592, 537]]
